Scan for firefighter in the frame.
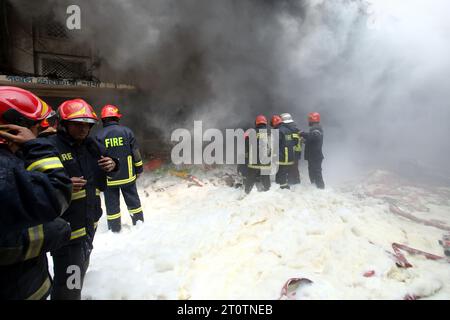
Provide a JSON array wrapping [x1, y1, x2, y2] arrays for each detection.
[[47, 99, 118, 300], [244, 115, 271, 194], [270, 115, 282, 183], [236, 129, 250, 188], [275, 114, 298, 190], [300, 112, 325, 189], [95, 105, 144, 232], [0, 86, 72, 300], [280, 113, 302, 185]]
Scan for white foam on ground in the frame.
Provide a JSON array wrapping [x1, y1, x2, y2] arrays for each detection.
[[82, 167, 450, 300]]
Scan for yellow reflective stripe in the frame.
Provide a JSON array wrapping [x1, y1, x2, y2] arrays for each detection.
[[248, 164, 271, 169], [107, 212, 121, 220], [256, 132, 267, 138], [25, 225, 44, 260], [72, 189, 86, 200], [27, 157, 63, 172], [72, 189, 100, 200], [26, 277, 51, 300], [107, 175, 136, 186], [94, 221, 98, 229], [70, 227, 86, 240], [134, 160, 143, 167], [293, 133, 302, 152], [128, 155, 133, 178], [128, 207, 143, 215], [277, 147, 294, 165], [107, 155, 136, 186]]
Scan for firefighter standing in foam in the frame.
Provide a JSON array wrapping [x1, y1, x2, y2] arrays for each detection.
[[244, 115, 271, 194], [280, 113, 302, 185], [47, 99, 118, 300], [0, 86, 72, 300], [301, 112, 325, 189], [275, 114, 299, 190], [95, 105, 144, 232]]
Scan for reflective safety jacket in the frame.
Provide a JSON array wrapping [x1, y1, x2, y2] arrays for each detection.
[[48, 132, 118, 243], [95, 121, 143, 187], [284, 123, 302, 160], [0, 139, 72, 300], [302, 124, 324, 161], [245, 125, 271, 170], [277, 123, 298, 166]]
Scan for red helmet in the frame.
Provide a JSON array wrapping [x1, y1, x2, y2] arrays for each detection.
[[255, 115, 267, 126], [0, 86, 51, 126], [101, 104, 122, 119], [271, 115, 282, 128], [308, 112, 321, 123], [58, 99, 98, 124]]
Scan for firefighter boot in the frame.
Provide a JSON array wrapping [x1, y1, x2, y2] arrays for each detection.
[[107, 214, 122, 233], [131, 212, 144, 226]]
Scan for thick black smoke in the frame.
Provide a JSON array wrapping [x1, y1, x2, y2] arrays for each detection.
[[11, 0, 450, 184]]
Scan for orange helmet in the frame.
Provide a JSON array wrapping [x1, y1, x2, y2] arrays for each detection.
[[58, 99, 98, 124], [101, 104, 122, 119], [255, 115, 267, 126], [308, 112, 321, 123], [271, 115, 282, 128], [0, 86, 51, 126]]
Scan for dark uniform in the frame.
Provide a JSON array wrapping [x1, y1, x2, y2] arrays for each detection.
[[47, 131, 116, 300], [301, 124, 325, 189], [237, 131, 250, 188], [244, 125, 271, 194], [0, 139, 72, 300], [285, 123, 302, 185], [275, 123, 298, 189], [95, 121, 144, 231]]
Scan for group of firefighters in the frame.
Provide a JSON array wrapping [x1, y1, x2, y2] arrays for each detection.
[[0, 85, 325, 300], [0, 86, 144, 300], [240, 112, 325, 194]]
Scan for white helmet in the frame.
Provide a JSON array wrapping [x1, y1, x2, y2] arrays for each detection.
[[280, 113, 294, 124]]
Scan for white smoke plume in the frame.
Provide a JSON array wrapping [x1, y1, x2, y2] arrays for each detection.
[[12, 0, 450, 183]]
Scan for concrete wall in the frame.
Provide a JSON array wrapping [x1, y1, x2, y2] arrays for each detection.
[[8, 6, 34, 75]]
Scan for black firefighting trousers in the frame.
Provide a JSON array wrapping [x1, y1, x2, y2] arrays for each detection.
[[245, 168, 271, 194], [288, 158, 301, 185], [51, 240, 90, 300], [104, 183, 144, 232], [275, 165, 294, 189], [308, 159, 325, 189]]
